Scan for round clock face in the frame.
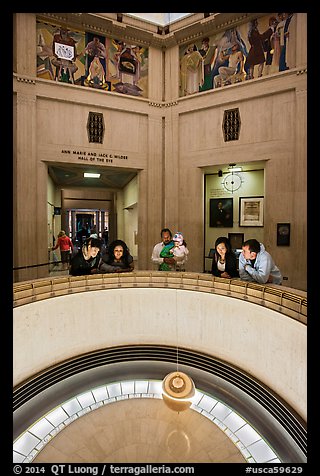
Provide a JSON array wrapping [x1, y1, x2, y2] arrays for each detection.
[[222, 173, 242, 192]]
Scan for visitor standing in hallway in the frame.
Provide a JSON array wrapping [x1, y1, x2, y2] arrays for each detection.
[[52, 230, 73, 270]]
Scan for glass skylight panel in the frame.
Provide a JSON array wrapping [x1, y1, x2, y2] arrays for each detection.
[[29, 418, 55, 439], [45, 407, 69, 426], [210, 401, 232, 421], [213, 419, 227, 431], [126, 13, 191, 26], [13, 432, 40, 456], [121, 380, 135, 395], [191, 389, 204, 405], [228, 431, 240, 444], [223, 411, 247, 432], [135, 380, 148, 394], [13, 451, 26, 463], [198, 394, 217, 412], [92, 386, 109, 402], [117, 394, 129, 401], [62, 397, 82, 416], [77, 391, 95, 408], [91, 401, 104, 411], [200, 409, 215, 421], [235, 424, 262, 446], [13, 379, 281, 464], [107, 382, 122, 397], [247, 439, 278, 463], [147, 380, 162, 395]]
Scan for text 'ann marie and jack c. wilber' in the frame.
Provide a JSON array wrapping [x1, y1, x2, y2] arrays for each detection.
[[61, 149, 129, 163]]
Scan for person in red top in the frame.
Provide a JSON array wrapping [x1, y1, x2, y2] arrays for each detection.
[[52, 230, 74, 270]]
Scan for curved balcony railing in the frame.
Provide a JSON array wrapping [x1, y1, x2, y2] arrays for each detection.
[[13, 272, 307, 462], [13, 271, 307, 324]]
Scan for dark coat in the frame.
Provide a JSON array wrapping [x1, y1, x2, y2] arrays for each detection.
[[246, 28, 271, 67], [69, 250, 101, 276], [211, 251, 239, 278]]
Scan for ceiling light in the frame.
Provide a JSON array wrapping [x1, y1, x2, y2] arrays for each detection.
[[228, 166, 242, 172], [83, 173, 100, 178]]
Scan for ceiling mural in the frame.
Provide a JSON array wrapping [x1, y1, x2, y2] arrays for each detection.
[[36, 21, 149, 97]]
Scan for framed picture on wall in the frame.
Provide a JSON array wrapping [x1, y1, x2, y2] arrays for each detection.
[[228, 233, 244, 250], [239, 196, 264, 227], [209, 198, 233, 227], [277, 223, 290, 246]]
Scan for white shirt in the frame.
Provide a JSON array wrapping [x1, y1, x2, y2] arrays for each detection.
[[151, 242, 189, 270]]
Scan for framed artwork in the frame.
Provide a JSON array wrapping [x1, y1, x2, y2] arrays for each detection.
[[277, 223, 290, 246], [228, 232, 244, 250], [209, 198, 233, 227], [239, 196, 264, 227]]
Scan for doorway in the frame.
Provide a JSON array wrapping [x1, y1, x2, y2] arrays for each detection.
[[76, 213, 94, 244]]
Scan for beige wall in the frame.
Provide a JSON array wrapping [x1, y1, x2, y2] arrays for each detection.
[[13, 13, 307, 289]]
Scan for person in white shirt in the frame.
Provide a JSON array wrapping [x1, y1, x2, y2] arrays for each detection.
[[151, 228, 175, 271], [151, 229, 189, 271]]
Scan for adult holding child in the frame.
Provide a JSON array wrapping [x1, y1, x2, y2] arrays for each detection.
[[151, 228, 175, 271]]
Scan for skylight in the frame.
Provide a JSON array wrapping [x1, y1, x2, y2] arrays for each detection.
[[13, 379, 281, 463], [126, 13, 191, 26]]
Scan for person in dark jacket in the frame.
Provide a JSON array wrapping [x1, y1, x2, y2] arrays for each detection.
[[99, 239, 134, 273], [211, 236, 239, 278], [69, 237, 102, 276]]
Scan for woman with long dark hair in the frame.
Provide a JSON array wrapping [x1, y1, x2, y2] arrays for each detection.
[[211, 236, 239, 278], [99, 239, 134, 273]]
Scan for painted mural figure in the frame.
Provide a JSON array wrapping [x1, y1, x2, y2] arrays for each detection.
[[273, 13, 295, 72], [198, 37, 216, 91], [51, 28, 78, 84], [180, 44, 204, 95], [84, 56, 109, 89], [111, 42, 144, 95], [245, 18, 271, 79], [210, 28, 248, 88], [117, 44, 140, 85], [263, 16, 279, 75], [284, 13, 296, 70], [37, 31, 54, 79], [275, 13, 296, 72], [214, 43, 245, 87], [85, 37, 107, 77]]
